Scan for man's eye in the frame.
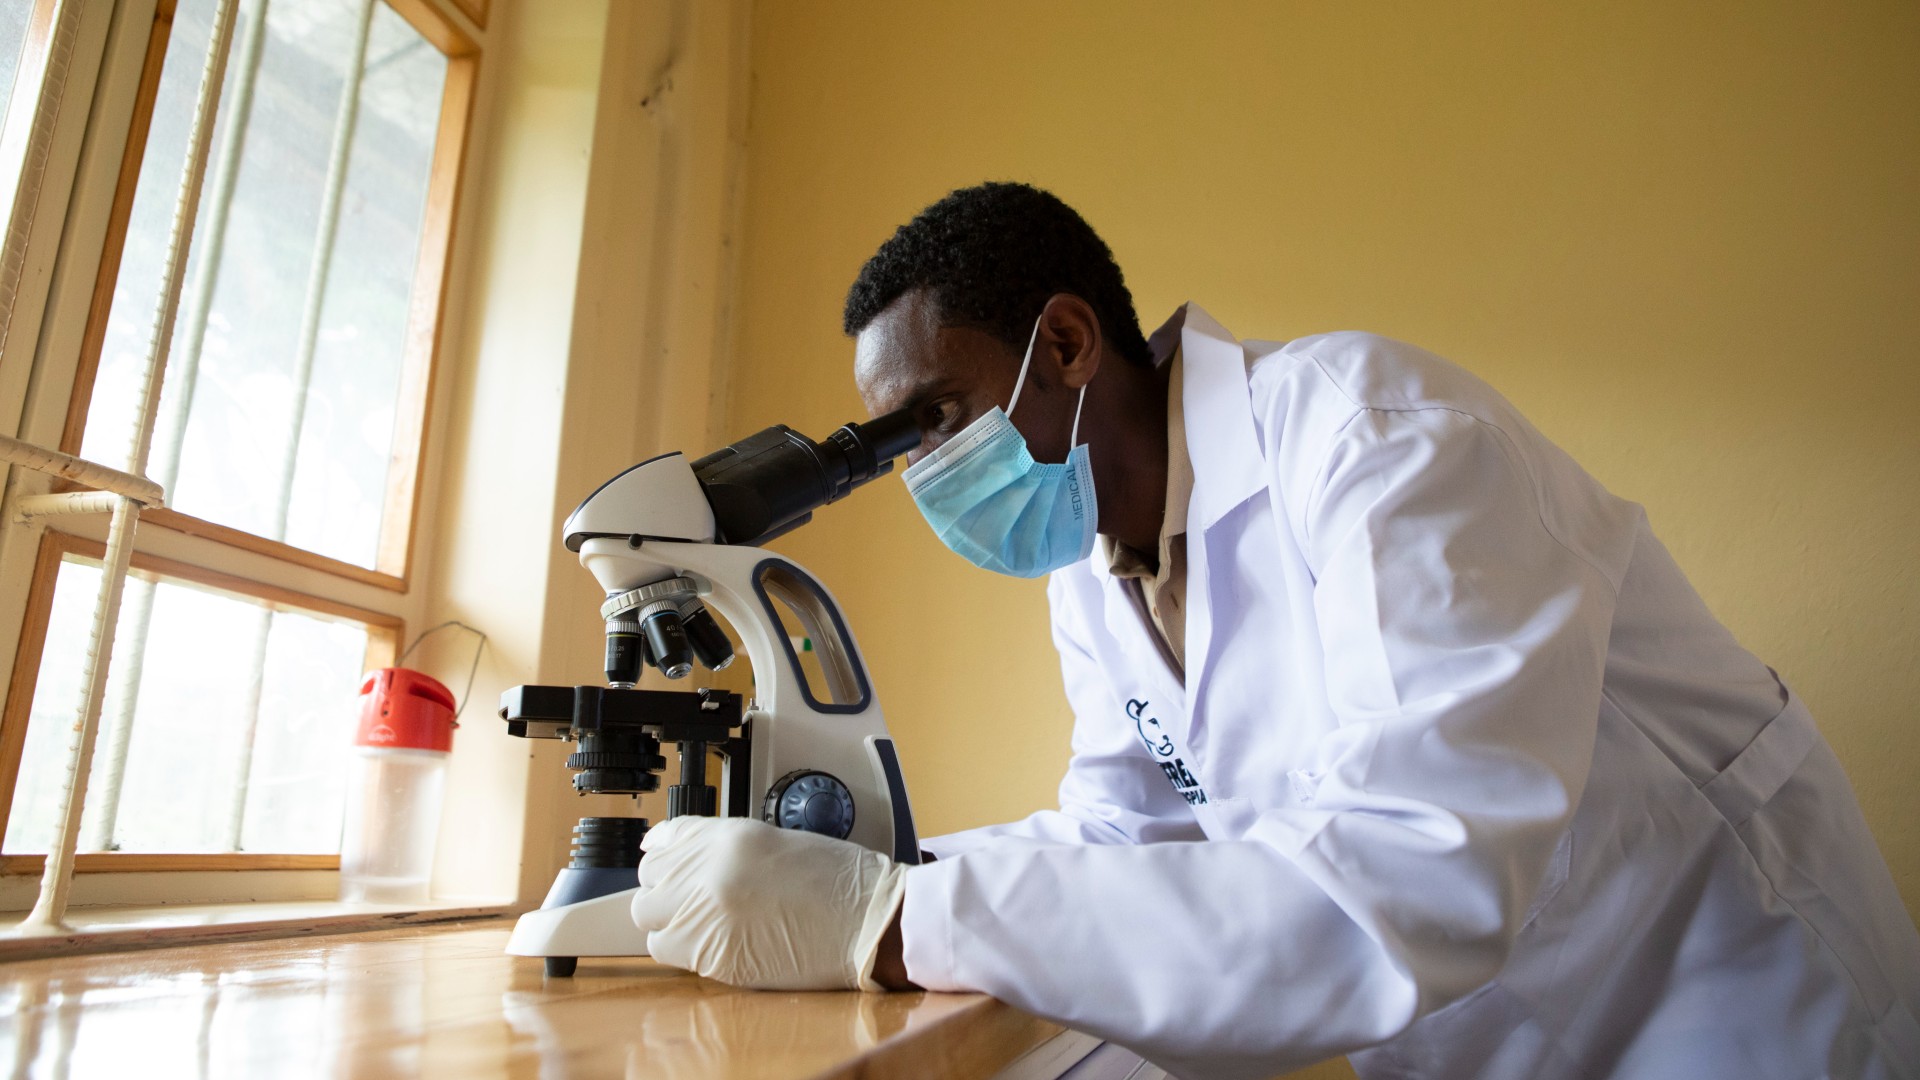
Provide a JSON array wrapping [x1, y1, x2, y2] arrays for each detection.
[[928, 400, 962, 430]]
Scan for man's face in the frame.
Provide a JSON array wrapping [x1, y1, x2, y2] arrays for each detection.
[[854, 290, 1069, 467]]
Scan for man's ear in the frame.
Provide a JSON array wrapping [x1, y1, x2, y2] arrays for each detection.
[[1038, 294, 1104, 391]]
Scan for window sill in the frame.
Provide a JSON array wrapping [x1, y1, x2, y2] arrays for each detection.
[[0, 898, 513, 962]]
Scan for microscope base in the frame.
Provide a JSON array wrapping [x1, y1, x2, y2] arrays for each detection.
[[505, 887, 650, 970]]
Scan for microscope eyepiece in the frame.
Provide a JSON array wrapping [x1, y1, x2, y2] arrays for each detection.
[[690, 406, 919, 546], [827, 408, 920, 485]]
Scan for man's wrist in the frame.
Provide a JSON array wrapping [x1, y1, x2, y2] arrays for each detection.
[[869, 905, 921, 991]]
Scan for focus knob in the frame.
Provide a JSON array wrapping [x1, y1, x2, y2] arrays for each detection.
[[763, 770, 855, 839]]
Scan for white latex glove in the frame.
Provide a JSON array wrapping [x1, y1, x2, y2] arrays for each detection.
[[630, 816, 908, 991]]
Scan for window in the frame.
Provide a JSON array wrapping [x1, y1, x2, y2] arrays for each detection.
[[1, 1, 35, 127], [0, 533, 398, 866], [0, 0, 476, 886], [67, 0, 459, 582], [0, 0, 59, 235], [74, 0, 448, 574]]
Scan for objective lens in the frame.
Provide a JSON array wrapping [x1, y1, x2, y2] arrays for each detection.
[[641, 606, 694, 679], [604, 617, 642, 685], [680, 603, 735, 671]]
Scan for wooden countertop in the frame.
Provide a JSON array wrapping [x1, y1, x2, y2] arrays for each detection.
[[0, 919, 1064, 1079]]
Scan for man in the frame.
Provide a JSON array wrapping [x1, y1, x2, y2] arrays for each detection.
[[631, 183, 1920, 1079]]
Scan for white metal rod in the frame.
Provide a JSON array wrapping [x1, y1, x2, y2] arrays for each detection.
[[103, 0, 271, 854], [146, 0, 271, 489], [264, 0, 374, 541], [0, 432, 164, 505], [18, 497, 140, 930], [11, 490, 125, 523], [13, 0, 243, 934], [218, 0, 375, 844], [222, 607, 272, 850], [127, 0, 242, 479], [0, 0, 82, 365], [85, 577, 151, 850]]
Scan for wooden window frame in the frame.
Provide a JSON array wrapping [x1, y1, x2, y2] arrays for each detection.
[[439, 0, 485, 33], [53, 0, 480, 594], [0, 528, 403, 874]]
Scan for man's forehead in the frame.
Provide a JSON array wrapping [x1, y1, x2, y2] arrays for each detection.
[[853, 291, 1001, 403], [854, 292, 941, 376]]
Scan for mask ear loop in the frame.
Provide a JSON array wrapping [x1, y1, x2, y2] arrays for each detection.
[[1005, 317, 1044, 418], [1007, 315, 1090, 450]]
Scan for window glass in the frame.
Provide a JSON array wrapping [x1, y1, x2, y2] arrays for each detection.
[[78, 0, 219, 476], [0, 0, 34, 129], [3, 558, 372, 854], [81, 0, 447, 569], [0, 0, 43, 223]]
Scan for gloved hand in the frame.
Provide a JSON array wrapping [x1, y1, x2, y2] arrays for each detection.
[[630, 816, 908, 991]]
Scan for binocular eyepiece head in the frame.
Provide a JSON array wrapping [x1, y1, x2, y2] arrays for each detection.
[[691, 408, 920, 547]]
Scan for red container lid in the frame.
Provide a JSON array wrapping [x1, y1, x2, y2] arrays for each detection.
[[356, 668, 457, 752]]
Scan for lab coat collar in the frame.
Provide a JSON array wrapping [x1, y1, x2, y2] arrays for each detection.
[[1160, 304, 1266, 737], [1084, 303, 1265, 577], [1078, 310, 1183, 693], [1165, 304, 1267, 532], [1074, 303, 1268, 722]]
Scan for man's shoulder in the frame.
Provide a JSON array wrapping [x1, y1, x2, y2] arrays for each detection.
[[1235, 331, 1566, 534], [1248, 331, 1507, 419]]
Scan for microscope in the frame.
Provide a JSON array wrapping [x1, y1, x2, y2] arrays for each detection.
[[500, 409, 923, 975]]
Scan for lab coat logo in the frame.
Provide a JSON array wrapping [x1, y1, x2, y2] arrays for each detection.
[[1127, 699, 1208, 805], [1130, 698, 1176, 757]]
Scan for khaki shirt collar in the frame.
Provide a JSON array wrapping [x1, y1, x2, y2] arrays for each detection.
[[1101, 346, 1193, 581]]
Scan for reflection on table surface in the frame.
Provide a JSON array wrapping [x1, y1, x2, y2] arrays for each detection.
[[0, 921, 1046, 1079]]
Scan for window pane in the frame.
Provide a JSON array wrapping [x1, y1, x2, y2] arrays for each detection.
[[0, 0, 34, 129], [3, 558, 372, 855], [242, 604, 370, 851], [3, 559, 103, 854], [81, 0, 448, 570], [79, 0, 221, 476], [0, 0, 42, 225]]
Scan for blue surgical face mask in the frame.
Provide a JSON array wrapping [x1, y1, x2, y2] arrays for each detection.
[[901, 317, 1097, 578]]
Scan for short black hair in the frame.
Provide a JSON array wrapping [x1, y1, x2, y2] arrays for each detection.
[[842, 182, 1153, 366]]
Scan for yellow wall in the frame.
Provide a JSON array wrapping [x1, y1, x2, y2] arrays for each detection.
[[725, 0, 1920, 941], [422, 0, 751, 905]]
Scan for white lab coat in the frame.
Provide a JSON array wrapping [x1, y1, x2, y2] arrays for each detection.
[[899, 305, 1920, 1080]]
